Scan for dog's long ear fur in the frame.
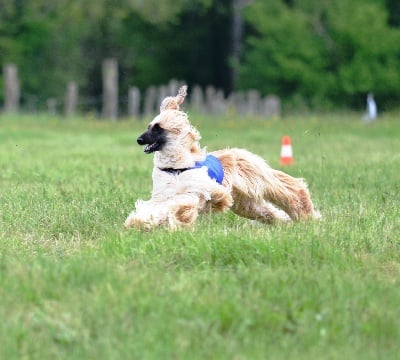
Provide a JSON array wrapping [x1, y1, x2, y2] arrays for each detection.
[[160, 85, 187, 112], [187, 126, 202, 154]]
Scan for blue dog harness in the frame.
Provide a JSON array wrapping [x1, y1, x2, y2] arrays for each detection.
[[194, 155, 224, 184], [159, 154, 224, 184]]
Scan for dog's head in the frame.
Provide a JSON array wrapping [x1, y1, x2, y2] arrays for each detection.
[[137, 86, 201, 156]]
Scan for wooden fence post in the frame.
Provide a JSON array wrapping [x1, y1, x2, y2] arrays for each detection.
[[158, 85, 169, 109], [102, 58, 118, 120], [143, 86, 157, 117], [46, 98, 57, 115], [190, 85, 204, 112], [205, 86, 216, 114], [3, 64, 20, 113], [227, 91, 246, 115], [65, 81, 78, 117], [128, 87, 141, 118], [168, 79, 180, 99], [262, 95, 281, 118], [247, 89, 261, 116]]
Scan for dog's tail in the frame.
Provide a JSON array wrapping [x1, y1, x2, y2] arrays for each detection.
[[213, 148, 320, 221]]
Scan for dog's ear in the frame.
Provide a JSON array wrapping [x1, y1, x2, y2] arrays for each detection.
[[160, 85, 187, 112], [188, 125, 200, 142], [187, 126, 202, 154]]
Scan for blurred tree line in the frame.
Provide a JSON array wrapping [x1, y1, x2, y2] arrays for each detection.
[[0, 0, 399, 111]]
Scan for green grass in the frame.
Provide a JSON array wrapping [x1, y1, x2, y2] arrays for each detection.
[[1, 112, 399, 359]]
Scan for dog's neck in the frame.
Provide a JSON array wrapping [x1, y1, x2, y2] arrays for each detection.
[[154, 145, 205, 169]]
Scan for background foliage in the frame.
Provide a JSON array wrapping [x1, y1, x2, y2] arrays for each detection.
[[0, 0, 399, 110]]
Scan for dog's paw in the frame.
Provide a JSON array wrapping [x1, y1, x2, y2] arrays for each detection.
[[124, 214, 136, 228], [313, 210, 322, 220], [124, 213, 150, 230]]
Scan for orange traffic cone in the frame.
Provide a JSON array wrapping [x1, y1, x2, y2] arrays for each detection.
[[280, 135, 294, 165]]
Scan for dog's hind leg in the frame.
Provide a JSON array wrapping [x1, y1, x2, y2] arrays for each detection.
[[231, 197, 291, 224], [214, 148, 320, 222], [266, 169, 320, 221]]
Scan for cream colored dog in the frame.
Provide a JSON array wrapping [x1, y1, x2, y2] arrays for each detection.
[[125, 86, 320, 230]]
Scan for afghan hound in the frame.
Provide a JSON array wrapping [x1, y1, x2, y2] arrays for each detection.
[[125, 86, 320, 230]]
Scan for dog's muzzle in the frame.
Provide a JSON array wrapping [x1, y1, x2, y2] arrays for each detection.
[[137, 134, 165, 153], [137, 136, 145, 145]]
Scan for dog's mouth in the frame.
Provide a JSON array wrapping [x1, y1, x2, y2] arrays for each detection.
[[144, 141, 163, 154]]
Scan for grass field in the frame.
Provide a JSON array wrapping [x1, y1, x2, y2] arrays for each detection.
[[1, 112, 399, 359]]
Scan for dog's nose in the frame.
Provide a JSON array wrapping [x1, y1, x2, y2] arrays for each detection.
[[137, 136, 144, 145]]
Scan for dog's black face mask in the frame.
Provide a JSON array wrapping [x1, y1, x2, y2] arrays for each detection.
[[137, 123, 167, 154]]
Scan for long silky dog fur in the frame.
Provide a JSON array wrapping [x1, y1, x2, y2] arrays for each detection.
[[125, 86, 320, 230]]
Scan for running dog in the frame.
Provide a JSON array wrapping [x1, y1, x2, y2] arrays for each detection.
[[125, 86, 320, 230]]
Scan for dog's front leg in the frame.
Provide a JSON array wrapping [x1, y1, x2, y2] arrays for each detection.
[[124, 199, 169, 230], [125, 197, 200, 230]]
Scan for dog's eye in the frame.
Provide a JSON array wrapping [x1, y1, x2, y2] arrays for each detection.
[[151, 123, 163, 133], [148, 123, 160, 130]]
